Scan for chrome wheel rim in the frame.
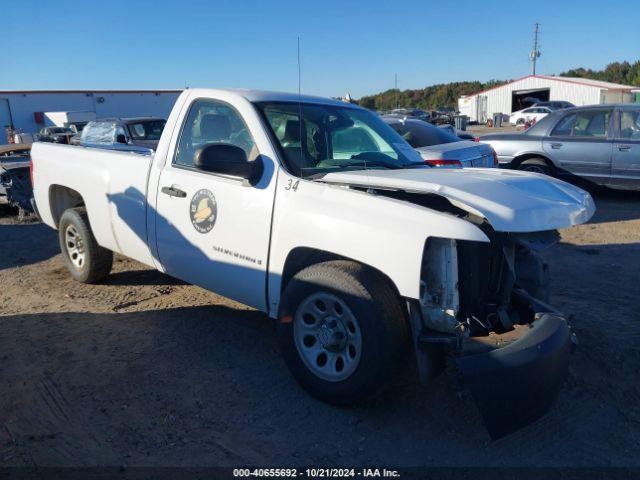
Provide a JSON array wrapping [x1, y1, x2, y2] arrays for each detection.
[[522, 164, 547, 174], [65, 224, 85, 269], [293, 292, 362, 382]]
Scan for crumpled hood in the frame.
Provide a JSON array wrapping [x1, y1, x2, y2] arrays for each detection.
[[318, 168, 595, 232]]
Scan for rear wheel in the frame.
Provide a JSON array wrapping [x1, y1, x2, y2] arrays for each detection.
[[277, 260, 407, 405], [58, 207, 113, 283], [518, 158, 553, 176]]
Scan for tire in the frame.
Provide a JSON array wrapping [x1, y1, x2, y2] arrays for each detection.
[[516, 118, 525, 126], [277, 260, 407, 405], [58, 207, 113, 283], [518, 158, 553, 176]]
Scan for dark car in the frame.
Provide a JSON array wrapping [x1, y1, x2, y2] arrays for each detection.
[[388, 108, 431, 122], [79, 117, 166, 151], [481, 104, 640, 189], [38, 126, 75, 144], [0, 144, 32, 216]]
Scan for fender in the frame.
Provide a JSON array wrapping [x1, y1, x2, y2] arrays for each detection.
[[266, 174, 489, 317]]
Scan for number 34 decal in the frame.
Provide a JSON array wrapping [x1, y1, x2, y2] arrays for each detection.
[[284, 179, 300, 191]]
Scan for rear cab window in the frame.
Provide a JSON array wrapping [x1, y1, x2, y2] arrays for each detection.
[[81, 122, 116, 144]]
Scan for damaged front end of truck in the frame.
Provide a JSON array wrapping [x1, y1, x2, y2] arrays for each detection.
[[319, 167, 595, 438], [410, 226, 575, 439]]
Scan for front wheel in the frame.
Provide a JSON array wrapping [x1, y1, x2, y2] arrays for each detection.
[[277, 260, 407, 405], [58, 207, 113, 283]]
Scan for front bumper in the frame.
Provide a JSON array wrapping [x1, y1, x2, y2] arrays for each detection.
[[456, 311, 573, 439]]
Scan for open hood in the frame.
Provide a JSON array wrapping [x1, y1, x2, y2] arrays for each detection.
[[318, 168, 595, 232]]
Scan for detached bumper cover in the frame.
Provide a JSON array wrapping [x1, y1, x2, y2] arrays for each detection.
[[456, 313, 572, 439]]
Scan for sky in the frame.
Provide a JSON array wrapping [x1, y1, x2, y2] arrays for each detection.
[[2, 0, 639, 98]]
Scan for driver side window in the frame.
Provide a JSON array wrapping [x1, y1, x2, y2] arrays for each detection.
[[174, 99, 256, 167]]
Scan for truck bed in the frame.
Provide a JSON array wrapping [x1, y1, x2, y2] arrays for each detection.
[[31, 142, 157, 267]]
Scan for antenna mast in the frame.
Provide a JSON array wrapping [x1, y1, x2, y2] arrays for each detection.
[[297, 37, 301, 97], [529, 23, 541, 75]]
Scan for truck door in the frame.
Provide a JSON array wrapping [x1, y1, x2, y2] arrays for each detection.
[[611, 106, 640, 188], [542, 108, 613, 183], [154, 97, 277, 311]]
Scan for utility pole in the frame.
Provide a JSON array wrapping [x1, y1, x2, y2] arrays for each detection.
[[394, 73, 399, 109], [529, 23, 541, 75]]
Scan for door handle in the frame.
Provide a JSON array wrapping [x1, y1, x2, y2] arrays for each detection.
[[617, 144, 631, 151], [550, 143, 563, 149], [161, 186, 187, 198]]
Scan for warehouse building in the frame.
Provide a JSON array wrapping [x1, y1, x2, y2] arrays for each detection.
[[458, 75, 640, 123], [0, 90, 182, 143]]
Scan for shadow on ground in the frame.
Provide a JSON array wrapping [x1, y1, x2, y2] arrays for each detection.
[[0, 223, 58, 270]]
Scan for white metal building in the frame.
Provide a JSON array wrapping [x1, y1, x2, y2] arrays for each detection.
[[458, 75, 640, 123], [0, 90, 182, 143]]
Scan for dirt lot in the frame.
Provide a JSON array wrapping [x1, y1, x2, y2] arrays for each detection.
[[1, 189, 639, 469]]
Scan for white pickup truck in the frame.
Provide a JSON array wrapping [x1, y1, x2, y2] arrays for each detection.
[[31, 88, 595, 438]]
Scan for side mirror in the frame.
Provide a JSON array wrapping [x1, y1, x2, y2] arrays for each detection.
[[194, 144, 261, 182], [116, 134, 127, 144]]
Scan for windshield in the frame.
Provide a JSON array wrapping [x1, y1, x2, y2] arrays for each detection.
[[256, 102, 424, 177], [127, 120, 166, 140]]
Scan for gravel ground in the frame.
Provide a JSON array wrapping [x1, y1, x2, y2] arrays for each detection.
[[0, 189, 639, 469]]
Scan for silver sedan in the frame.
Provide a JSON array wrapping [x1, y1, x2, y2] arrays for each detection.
[[481, 104, 640, 190], [382, 116, 497, 168]]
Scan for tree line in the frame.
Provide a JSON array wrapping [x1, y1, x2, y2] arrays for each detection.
[[357, 60, 640, 111], [559, 60, 640, 87]]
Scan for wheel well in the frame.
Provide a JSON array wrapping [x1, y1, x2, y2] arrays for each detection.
[[280, 247, 403, 302], [512, 154, 554, 170], [49, 185, 85, 227]]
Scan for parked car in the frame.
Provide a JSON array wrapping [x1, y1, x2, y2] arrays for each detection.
[[389, 108, 431, 121], [509, 106, 552, 126], [532, 101, 575, 110], [429, 108, 456, 126], [0, 144, 32, 216], [31, 88, 595, 438], [383, 116, 496, 168], [37, 126, 75, 144], [79, 117, 167, 151], [481, 104, 640, 189]]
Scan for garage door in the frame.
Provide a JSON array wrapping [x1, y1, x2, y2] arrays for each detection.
[[0, 99, 12, 144]]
